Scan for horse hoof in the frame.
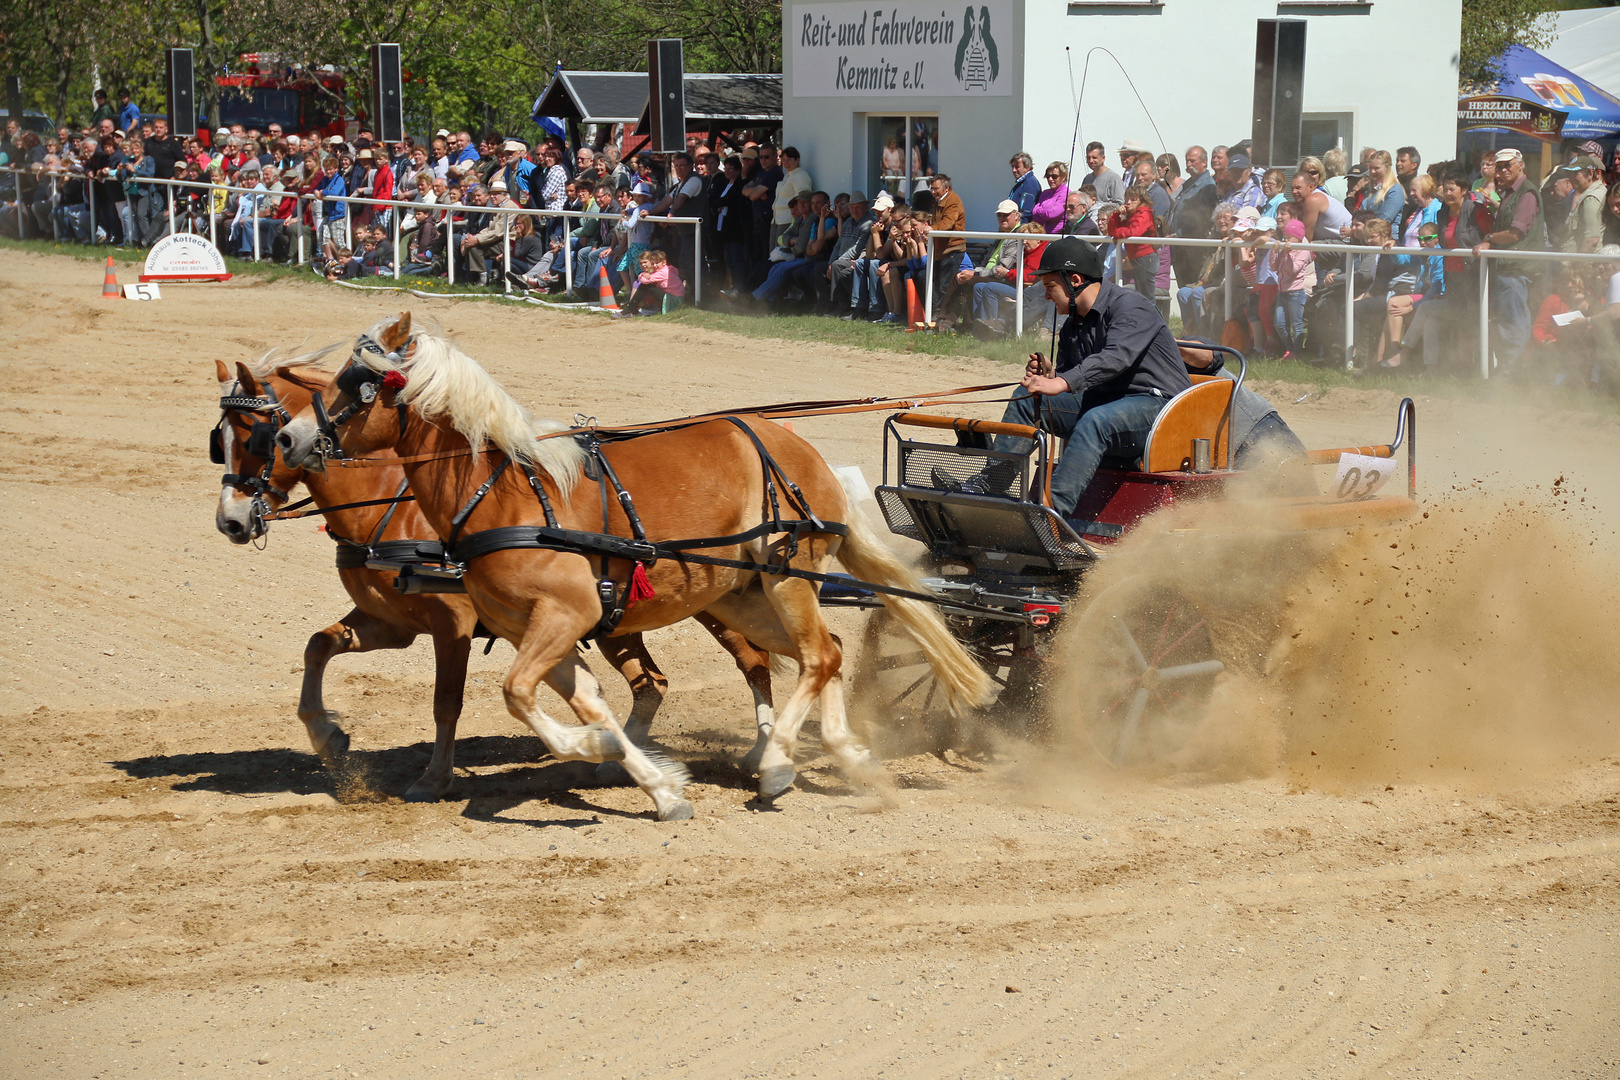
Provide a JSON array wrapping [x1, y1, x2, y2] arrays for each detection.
[[402, 784, 446, 803], [658, 799, 695, 822], [594, 760, 631, 786], [758, 764, 797, 799], [318, 729, 351, 764]]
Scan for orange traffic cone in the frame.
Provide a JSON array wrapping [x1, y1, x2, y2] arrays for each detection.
[[905, 277, 925, 332], [100, 256, 120, 300], [597, 265, 620, 312]]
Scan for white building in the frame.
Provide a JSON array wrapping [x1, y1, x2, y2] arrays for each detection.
[[783, 0, 1461, 230]]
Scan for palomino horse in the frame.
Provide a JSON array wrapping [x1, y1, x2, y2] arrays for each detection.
[[274, 313, 992, 820], [213, 354, 775, 801]]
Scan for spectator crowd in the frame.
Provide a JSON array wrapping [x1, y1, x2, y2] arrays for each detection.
[[5, 94, 1620, 379]]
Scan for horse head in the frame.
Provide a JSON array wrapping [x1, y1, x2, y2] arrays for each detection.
[[277, 312, 415, 471], [213, 358, 322, 543]]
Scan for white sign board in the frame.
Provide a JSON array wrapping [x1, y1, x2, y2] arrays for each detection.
[[1332, 453, 1395, 501], [792, 2, 1014, 97], [121, 283, 162, 300], [140, 233, 233, 282]]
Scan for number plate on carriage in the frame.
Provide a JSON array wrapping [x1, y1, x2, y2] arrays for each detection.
[[1332, 453, 1394, 501]]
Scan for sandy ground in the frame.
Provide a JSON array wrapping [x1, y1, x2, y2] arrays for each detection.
[[1, 249, 1617, 1079]]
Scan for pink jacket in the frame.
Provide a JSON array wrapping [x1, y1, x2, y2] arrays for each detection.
[[1030, 184, 1069, 233], [1270, 247, 1316, 293], [637, 263, 685, 297]]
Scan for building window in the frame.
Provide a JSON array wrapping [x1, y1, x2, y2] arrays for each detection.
[[867, 115, 938, 200], [1300, 112, 1354, 161]]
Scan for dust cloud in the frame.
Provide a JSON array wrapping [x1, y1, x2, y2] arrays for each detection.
[[1040, 484, 1620, 792]]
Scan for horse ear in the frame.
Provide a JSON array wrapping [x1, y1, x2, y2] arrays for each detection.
[[380, 311, 412, 354], [215, 359, 232, 384], [234, 361, 260, 396]]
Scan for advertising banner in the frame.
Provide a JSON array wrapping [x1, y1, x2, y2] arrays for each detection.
[[1457, 95, 1567, 140], [791, 2, 1013, 97]]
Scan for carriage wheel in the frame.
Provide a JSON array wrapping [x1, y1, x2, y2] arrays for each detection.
[[847, 608, 1039, 757], [1065, 579, 1224, 768]]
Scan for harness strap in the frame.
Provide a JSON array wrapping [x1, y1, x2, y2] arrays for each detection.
[[367, 478, 411, 547], [446, 455, 511, 548], [264, 492, 415, 521]]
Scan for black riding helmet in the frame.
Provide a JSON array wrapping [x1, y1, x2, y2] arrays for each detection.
[[1036, 236, 1105, 282]]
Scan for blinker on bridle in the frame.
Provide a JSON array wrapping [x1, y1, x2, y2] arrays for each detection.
[[212, 380, 294, 541], [312, 334, 409, 461]]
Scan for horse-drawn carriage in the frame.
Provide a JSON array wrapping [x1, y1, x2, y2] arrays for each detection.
[[824, 346, 1418, 765], [216, 316, 1418, 816]]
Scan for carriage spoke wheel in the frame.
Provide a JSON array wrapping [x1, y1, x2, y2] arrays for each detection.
[[1071, 580, 1224, 768], [848, 609, 1033, 757]]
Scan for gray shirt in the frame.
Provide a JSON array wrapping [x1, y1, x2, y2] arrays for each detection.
[[1087, 167, 1125, 205]]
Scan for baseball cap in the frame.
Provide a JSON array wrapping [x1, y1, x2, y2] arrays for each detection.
[[502, 139, 526, 154], [489, 179, 507, 193], [1493, 148, 1523, 164], [1117, 138, 1150, 154], [435, 128, 450, 138], [1227, 153, 1251, 172], [327, 135, 344, 146], [215, 127, 230, 138], [1569, 153, 1602, 171], [1231, 218, 1255, 233], [740, 147, 758, 160], [996, 199, 1019, 215], [631, 181, 653, 196], [1256, 216, 1277, 231], [872, 190, 894, 212], [848, 190, 868, 204], [1346, 162, 1368, 178], [1236, 206, 1261, 222]]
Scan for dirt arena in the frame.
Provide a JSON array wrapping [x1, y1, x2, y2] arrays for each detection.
[[2, 249, 1617, 1079]]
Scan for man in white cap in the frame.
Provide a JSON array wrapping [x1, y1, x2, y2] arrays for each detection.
[[1117, 139, 1150, 177], [1471, 147, 1544, 367], [499, 138, 534, 206], [941, 198, 1023, 331], [457, 181, 514, 284]]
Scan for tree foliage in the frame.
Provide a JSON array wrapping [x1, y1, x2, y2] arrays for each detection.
[[1458, 0, 1558, 91], [0, 0, 781, 134]]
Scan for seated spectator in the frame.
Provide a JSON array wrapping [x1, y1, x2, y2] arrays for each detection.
[[456, 181, 514, 284], [400, 206, 443, 276], [1032, 161, 1069, 233], [1177, 201, 1238, 339], [821, 190, 876, 313], [751, 193, 816, 307], [1375, 220, 1444, 368], [938, 199, 1023, 332], [846, 191, 896, 321], [969, 221, 1050, 335], [618, 248, 685, 316], [495, 214, 546, 289]]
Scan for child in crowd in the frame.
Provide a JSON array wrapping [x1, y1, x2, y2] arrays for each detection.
[[1270, 218, 1317, 359], [616, 182, 656, 294], [619, 249, 685, 316]]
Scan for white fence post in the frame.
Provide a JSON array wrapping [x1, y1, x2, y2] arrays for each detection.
[[923, 233, 935, 327], [392, 204, 401, 279], [1478, 257, 1491, 380], [446, 212, 455, 286], [1014, 242, 1025, 338], [1343, 250, 1355, 370], [693, 220, 702, 306], [51, 174, 60, 242]]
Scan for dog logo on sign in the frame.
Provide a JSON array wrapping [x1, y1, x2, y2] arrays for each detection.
[[954, 6, 1000, 92]]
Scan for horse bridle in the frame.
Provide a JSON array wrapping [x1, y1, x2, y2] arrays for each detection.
[[310, 333, 409, 461], [211, 381, 293, 537]]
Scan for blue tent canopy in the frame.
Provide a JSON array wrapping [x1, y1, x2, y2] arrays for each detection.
[[1486, 44, 1620, 139]]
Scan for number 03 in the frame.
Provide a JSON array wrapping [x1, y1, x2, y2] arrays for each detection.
[[1337, 467, 1382, 499]]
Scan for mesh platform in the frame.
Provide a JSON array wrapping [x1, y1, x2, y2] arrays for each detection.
[[897, 441, 1031, 502], [876, 486, 1094, 572]]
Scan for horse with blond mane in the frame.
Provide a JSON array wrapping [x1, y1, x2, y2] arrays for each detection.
[[275, 313, 991, 820], [212, 352, 775, 801]]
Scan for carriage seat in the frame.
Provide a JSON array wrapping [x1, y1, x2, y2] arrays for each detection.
[[1135, 374, 1235, 473]]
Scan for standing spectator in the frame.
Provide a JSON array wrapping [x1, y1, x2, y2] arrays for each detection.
[[649, 151, 703, 284], [117, 89, 141, 135], [535, 142, 568, 238], [90, 90, 117, 129], [1062, 188, 1098, 235], [1396, 145, 1422, 229], [711, 156, 752, 295], [929, 173, 966, 264], [1291, 156, 1350, 242], [313, 154, 349, 264], [1361, 151, 1405, 229], [1008, 151, 1040, 217], [1259, 169, 1288, 217], [1224, 154, 1263, 211], [370, 147, 395, 233], [1107, 185, 1158, 303], [1083, 141, 1124, 204], [141, 118, 185, 242], [1472, 148, 1544, 368], [772, 147, 813, 240], [1567, 156, 1607, 254], [1171, 145, 1217, 293], [1031, 161, 1070, 233], [742, 144, 783, 284], [1271, 219, 1317, 358], [617, 181, 657, 293]]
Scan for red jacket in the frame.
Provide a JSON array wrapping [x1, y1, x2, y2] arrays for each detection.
[[1107, 205, 1156, 259]]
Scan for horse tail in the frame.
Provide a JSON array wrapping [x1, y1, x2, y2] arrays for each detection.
[[834, 507, 994, 712]]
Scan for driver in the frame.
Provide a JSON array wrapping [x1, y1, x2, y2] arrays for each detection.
[[938, 237, 1190, 516]]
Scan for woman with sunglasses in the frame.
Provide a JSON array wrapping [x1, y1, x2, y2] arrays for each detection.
[[1030, 160, 1069, 233]]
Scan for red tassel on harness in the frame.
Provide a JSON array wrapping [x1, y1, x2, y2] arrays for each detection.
[[381, 370, 408, 390], [627, 563, 655, 605]]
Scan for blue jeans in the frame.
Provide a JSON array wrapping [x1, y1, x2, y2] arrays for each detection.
[[754, 257, 805, 302], [1177, 285, 1206, 334], [1491, 272, 1531, 364], [972, 281, 1017, 323], [1274, 289, 1307, 352], [989, 391, 1168, 516], [851, 258, 885, 315]]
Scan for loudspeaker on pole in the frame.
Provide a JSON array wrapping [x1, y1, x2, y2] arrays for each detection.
[[6, 77, 22, 127], [647, 39, 685, 155], [369, 44, 405, 143], [1251, 19, 1306, 169], [166, 48, 197, 137]]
